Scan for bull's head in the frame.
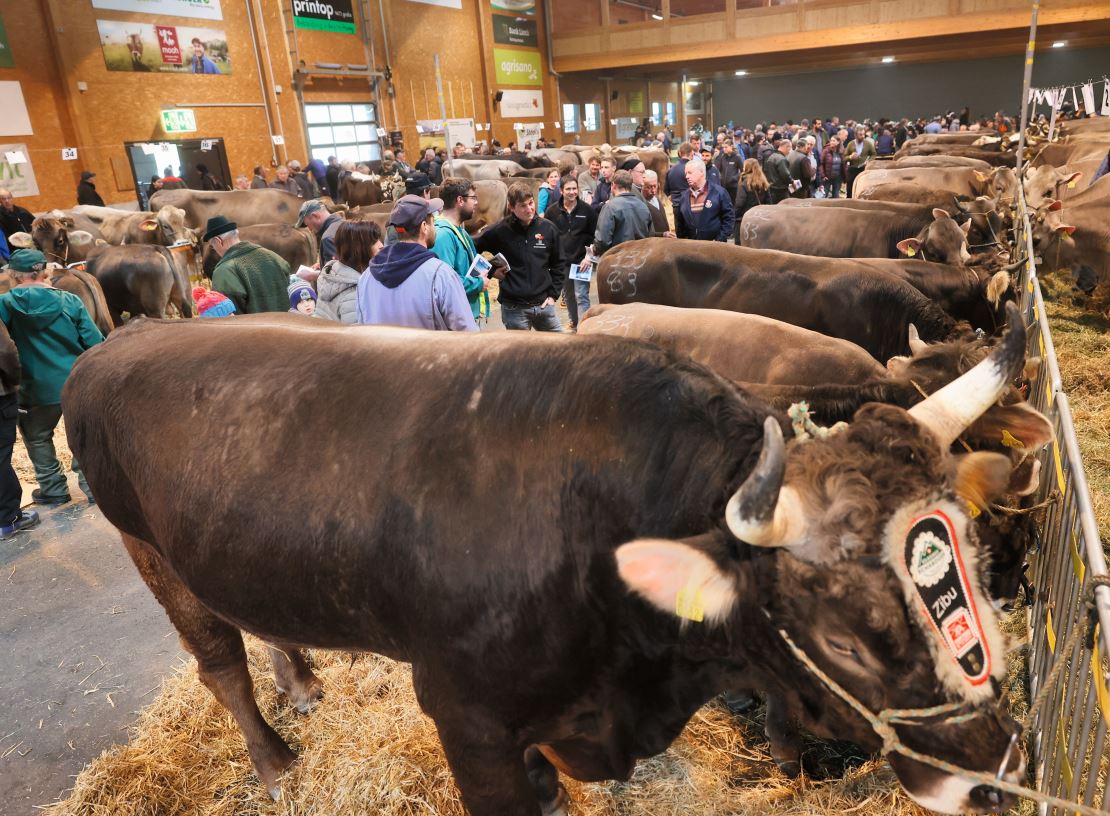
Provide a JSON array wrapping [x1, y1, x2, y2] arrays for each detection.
[[618, 308, 1032, 813], [1024, 167, 1082, 209], [1030, 200, 1077, 265], [29, 214, 93, 263], [898, 209, 972, 266]]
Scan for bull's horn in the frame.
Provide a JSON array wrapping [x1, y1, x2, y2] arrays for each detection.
[[909, 301, 1025, 448], [953, 195, 970, 213], [908, 324, 928, 355], [725, 418, 804, 548]]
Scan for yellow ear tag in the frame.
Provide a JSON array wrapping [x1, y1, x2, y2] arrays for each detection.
[[1067, 180, 1076, 189], [1000, 429, 1025, 449], [675, 586, 705, 622], [906, 247, 917, 257], [964, 498, 982, 519]]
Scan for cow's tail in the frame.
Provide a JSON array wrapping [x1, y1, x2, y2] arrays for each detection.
[[156, 245, 194, 319]]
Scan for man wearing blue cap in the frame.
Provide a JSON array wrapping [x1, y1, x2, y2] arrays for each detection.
[[0, 249, 103, 511], [356, 195, 476, 331]]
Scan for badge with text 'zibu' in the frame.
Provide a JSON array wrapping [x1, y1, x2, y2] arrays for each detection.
[[904, 510, 992, 686]]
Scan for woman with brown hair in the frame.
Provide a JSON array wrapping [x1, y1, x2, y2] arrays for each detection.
[[316, 219, 383, 324], [733, 158, 770, 240]]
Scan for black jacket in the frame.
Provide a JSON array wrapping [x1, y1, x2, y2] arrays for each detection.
[[545, 198, 597, 265], [0, 205, 34, 239], [714, 152, 742, 191], [325, 164, 341, 199], [475, 214, 566, 307], [591, 178, 613, 212], [77, 180, 104, 207]]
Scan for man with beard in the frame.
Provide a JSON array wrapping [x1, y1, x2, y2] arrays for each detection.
[[544, 175, 596, 331], [433, 177, 490, 326]]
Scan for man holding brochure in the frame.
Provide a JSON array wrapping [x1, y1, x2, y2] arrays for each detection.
[[433, 178, 491, 326], [544, 177, 597, 331]]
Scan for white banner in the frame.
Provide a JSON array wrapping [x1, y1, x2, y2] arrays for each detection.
[[91, 0, 223, 20], [0, 82, 32, 137], [500, 89, 543, 119], [514, 123, 542, 146], [0, 143, 38, 198], [445, 118, 476, 150]]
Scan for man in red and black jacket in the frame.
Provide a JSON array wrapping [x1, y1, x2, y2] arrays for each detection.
[[475, 182, 566, 332]]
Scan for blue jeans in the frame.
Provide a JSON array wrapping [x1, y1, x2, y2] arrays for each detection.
[[825, 176, 842, 198], [501, 303, 563, 332], [563, 278, 592, 327]]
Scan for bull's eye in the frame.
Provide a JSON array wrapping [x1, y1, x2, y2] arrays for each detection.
[[826, 637, 862, 664]]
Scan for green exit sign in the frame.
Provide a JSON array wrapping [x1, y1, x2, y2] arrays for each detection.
[[161, 109, 197, 134]]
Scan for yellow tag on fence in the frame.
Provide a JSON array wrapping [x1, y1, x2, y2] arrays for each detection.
[[675, 587, 705, 622], [1000, 430, 1025, 449]]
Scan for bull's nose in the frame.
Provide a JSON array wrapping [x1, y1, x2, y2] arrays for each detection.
[[968, 783, 1011, 813]]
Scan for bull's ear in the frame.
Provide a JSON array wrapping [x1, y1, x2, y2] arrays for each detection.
[[960, 218, 972, 235], [1046, 199, 1063, 212], [1055, 224, 1077, 236], [897, 237, 922, 256], [985, 271, 1010, 306], [974, 170, 989, 182], [966, 402, 1054, 452], [616, 536, 737, 625], [139, 219, 159, 231], [1063, 171, 1082, 187], [931, 207, 952, 221], [8, 232, 34, 248], [69, 230, 94, 246], [955, 451, 1015, 513]]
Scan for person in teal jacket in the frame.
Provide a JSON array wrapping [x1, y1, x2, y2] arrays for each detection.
[[0, 249, 104, 506], [432, 178, 490, 325]]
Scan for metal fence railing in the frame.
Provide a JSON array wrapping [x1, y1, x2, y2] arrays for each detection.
[[1012, 183, 1110, 814]]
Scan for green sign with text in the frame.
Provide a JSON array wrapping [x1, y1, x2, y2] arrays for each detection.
[[162, 109, 197, 133], [0, 15, 12, 68], [492, 14, 537, 48], [493, 47, 541, 87]]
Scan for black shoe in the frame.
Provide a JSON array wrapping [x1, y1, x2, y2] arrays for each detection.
[[0, 509, 40, 538], [31, 489, 71, 507]]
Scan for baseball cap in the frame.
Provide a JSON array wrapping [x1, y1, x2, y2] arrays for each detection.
[[80, 171, 96, 181], [404, 172, 433, 195], [4, 249, 47, 272], [296, 199, 327, 227], [389, 194, 443, 233]]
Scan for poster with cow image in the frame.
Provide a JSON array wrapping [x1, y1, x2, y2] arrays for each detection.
[[96, 20, 231, 74]]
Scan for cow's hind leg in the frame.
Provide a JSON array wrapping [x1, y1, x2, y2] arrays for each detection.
[[121, 533, 296, 798], [267, 643, 323, 714]]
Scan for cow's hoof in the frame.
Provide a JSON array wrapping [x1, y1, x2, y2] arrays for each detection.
[[541, 783, 570, 816], [277, 678, 324, 714], [776, 760, 802, 779]]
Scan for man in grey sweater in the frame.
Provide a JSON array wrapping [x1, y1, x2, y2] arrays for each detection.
[[593, 170, 653, 255]]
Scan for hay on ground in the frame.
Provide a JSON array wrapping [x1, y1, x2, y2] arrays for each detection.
[[43, 636, 958, 816]]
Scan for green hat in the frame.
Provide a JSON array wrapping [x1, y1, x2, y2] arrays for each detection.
[[202, 215, 237, 242], [4, 249, 47, 273]]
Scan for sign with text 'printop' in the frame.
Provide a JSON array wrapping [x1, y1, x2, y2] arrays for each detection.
[[292, 0, 356, 33], [493, 47, 541, 87]]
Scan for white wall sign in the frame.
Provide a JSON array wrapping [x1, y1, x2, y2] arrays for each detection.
[[90, 0, 223, 21], [272, 134, 285, 145], [406, 0, 462, 7], [0, 143, 39, 197], [445, 117, 476, 149], [200, 139, 214, 151], [0, 82, 33, 137], [514, 123, 542, 145], [5, 150, 26, 164], [499, 89, 543, 119], [62, 147, 78, 160]]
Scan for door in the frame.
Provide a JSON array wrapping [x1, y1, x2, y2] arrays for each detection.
[[125, 138, 232, 209]]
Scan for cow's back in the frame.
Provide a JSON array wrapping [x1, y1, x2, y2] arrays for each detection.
[[63, 318, 764, 664]]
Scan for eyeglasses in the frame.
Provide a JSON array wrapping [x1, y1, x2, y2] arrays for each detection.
[[465, 194, 479, 200]]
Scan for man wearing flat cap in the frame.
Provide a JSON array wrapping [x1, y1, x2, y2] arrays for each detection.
[[296, 199, 342, 268], [355, 195, 475, 331], [205, 215, 290, 314], [76, 171, 104, 207]]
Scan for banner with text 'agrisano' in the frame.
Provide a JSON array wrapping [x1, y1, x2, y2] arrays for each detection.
[[292, 0, 356, 34]]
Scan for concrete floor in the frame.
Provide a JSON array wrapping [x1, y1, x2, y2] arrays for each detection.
[[0, 483, 184, 816]]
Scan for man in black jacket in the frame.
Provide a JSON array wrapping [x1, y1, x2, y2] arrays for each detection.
[[713, 140, 743, 203], [0, 189, 34, 241], [325, 157, 341, 200], [76, 171, 105, 206], [545, 176, 596, 330], [0, 310, 34, 538], [475, 182, 565, 332], [764, 140, 794, 204], [665, 142, 694, 238], [590, 157, 615, 212]]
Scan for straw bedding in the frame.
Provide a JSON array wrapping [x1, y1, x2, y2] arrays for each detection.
[[43, 634, 958, 816]]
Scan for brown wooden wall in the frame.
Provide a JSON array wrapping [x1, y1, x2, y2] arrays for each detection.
[[0, 0, 560, 212], [557, 74, 680, 145]]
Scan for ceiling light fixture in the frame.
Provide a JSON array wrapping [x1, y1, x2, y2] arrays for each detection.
[[881, 56, 896, 63], [735, 70, 748, 76], [687, 80, 700, 86], [1052, 40, 1067, 48], [651, 13, 662, 20]]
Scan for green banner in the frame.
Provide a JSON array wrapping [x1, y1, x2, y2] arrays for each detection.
[[493, 47, 541, 87], [293, 0, 356, 34], [0, 15, 12, 68]]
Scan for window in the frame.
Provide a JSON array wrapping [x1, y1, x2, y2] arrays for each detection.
[[303, 102, 381, 165], [583, 103, 601, 132], [562, 103, 579, 134], [652, 101, 676, 128]]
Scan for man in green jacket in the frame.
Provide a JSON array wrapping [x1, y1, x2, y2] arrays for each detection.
[[205, 216, 291, 313], [844, 125, 877, 198], [0, 249, 103, 506], [432, 178, 490, 325]]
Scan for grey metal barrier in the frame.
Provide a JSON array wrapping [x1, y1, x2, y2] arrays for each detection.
[[1012, 184, 1110, 814]]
